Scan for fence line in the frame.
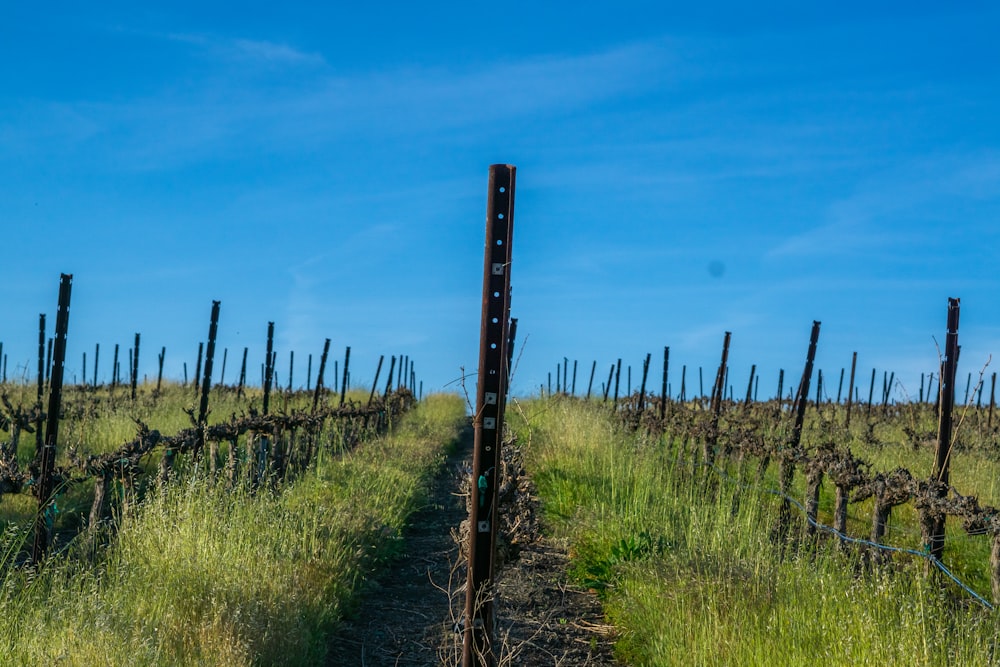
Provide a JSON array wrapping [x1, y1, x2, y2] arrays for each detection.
[[703, 459, 994, 610], [599, 393, 1000, 608], [0, 387, 415, 562]]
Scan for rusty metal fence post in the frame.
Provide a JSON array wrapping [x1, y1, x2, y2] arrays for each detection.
[[463, 164, 515, 667]]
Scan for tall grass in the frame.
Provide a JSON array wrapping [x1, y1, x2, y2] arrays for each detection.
[[510, 397, 1000, 666], [0, 392, 465, 666]]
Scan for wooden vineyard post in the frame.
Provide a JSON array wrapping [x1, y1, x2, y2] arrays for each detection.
[[463, 164, 515, 667], [586, 361, 596, 400], [32, 273, 72, 564], [929, 298, 960, 561]]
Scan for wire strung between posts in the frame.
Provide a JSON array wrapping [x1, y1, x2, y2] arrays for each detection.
[[703, 461, 995, 611]]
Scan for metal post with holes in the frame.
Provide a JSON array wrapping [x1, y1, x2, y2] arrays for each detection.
[[463, 164, 515, 667]]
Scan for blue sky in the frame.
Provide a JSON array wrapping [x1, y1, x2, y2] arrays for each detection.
[[2, 3, 999, 402]]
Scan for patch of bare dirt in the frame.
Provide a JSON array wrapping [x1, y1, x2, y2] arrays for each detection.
[[325, 421, 619, 666]]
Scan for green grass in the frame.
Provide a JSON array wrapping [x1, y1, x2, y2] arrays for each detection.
[[510, 396, 1000, 666], [0, 391, 465, 666]]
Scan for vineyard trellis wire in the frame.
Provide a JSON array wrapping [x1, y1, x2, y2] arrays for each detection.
[[599, 386, 1000, 610], [704, 458, 995, 610]]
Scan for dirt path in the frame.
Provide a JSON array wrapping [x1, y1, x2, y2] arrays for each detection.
[[325, 423, 619, 666]]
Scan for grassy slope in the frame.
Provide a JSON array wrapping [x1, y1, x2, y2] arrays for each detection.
[[510, 396, 1000, 667], [0, 392, 465, 666]]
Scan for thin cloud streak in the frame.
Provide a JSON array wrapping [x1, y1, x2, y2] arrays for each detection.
[[0, 40, 677, 171], [165, 32, 328, 66]]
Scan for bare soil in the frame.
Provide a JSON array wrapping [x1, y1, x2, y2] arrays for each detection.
[[325, 423, 619, 666]]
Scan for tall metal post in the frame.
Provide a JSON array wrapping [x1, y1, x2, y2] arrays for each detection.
[[339, 346, 351, 407], [195, 301, 221, 454], [660, 346, 669, 420], [263, 323, 274, 415], [368, 355, 385, 408], [845, 352, 857, 428], [930, 298, 960, 561], [383, 355, 396, 399], [112, 343, 119, 390], [157, 346, 166, 394], [35, 315, 46, 456], [131, 333, 140, 400], [312, 339, 331, 412], [32, 274, 72, 563], [638, 352, 651, 413], [463, 164, 515, 667]]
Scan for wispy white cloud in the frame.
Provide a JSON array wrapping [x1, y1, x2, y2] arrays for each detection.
[[166, 32, 327, 66], [0, 39, 678, 172]]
